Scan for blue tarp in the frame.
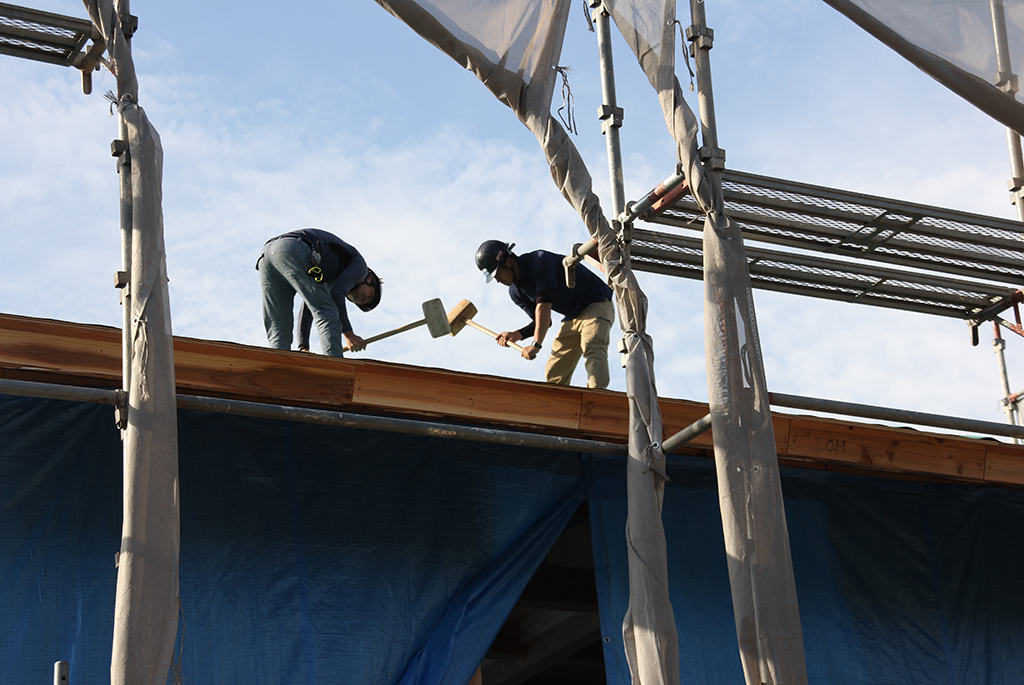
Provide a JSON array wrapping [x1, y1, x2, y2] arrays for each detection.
[[586, 453, 1024, 685], [0, 395, 584, 684], [6, 392, 1024, 684]]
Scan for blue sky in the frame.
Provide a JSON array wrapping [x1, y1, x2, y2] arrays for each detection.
[[1, 0, 1021, 431]]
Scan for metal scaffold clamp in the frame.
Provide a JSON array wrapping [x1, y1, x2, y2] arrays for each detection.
[[597, 103, 623, 135], [699, 145, 726, 172], [114, 389, 128, 430], [613, 217, 632, 244], [996, 69, 1019, 94], [617, 335, 629, 368], [685, 24, 714, 53]]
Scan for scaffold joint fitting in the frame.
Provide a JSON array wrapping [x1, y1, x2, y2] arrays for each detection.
[[114, 389, 128, 430], [699, 145, 726, 171], [685, 24, 714, 50], [597, 104, 623, 127], [995, 71, 1019, 94], [613, 218, 632, 244]]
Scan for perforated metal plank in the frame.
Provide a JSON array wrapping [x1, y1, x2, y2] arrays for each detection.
[[649, 169, 1024, 286], [0, 2, 92, 66], [631, 228, 1017, 320]]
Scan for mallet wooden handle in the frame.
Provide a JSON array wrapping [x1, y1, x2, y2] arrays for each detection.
[[465, 319, 526, 352], [343, 319, 425, 351]]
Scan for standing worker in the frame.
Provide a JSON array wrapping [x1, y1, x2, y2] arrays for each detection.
[[475, 240, 615, 389], [256, 228, 382, 356]]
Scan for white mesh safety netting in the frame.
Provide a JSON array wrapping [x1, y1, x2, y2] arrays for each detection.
[[825, 0, 1024, 134]]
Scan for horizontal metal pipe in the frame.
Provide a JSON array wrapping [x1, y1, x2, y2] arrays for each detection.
[[176, 394, 628, 454], [769, 391, 1024, 440], [7, 378, 1021, 449], [1, 378, 628, 455], [661, 413, 712, 454], [620, 166, 688, 224], [0, 378, 120, 405], [563, 237, 600, 271]]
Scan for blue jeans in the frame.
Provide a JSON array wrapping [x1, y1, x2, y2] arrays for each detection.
[[258, 236, 344, 356]]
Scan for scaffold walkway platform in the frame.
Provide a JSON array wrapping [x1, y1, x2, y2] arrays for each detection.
[[635, 168, 1024, 323]]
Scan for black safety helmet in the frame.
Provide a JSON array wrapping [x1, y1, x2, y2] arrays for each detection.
[[475, 240, 515, 283], [355, 268, 382, 312]]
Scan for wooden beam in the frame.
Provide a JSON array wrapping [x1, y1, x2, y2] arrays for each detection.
[[352, 363, 582, 429], [2, 312, 1023, 487]]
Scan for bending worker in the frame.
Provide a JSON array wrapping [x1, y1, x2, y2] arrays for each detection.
[[256, 228, 381, 356], [475, 240, 615, 389]]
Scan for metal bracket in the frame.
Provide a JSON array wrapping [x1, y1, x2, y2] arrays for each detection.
[[613, 218, 632, 244], [71, 27, 106, 95], [563, 254, 577, 289], [114, 389, 128, 430], [699, 145, 726, 171], [1010, 184, 1024, 211], [114, 271, 129, 305], [617, 335, 628, 368], [111, 139, 130, 172], [685, 24, 714, 50], [995, 70, 1019, 94], [597, 104, 623, 134], [120, 13, 138, 40]]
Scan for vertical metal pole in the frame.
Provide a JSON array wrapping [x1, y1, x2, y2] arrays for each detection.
[[53, 661, 69, 685], [115, 0, 133, 410], [688, 0, 725, 176], [591, 1, 626, 223], [992, 323, 1021, 443], [990, 0, 1024, 221], [116, 119, 132, 403], [989, 0, 1022, 444]]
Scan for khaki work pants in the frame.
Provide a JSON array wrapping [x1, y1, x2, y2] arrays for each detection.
[[544, 299, 615, 389]]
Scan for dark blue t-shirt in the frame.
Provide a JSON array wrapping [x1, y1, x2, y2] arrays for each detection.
[[509, 250, 612, 324]]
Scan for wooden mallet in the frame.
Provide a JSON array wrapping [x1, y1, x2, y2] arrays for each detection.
[[446, 299, 526, 352], [344, 298, 450, 351]]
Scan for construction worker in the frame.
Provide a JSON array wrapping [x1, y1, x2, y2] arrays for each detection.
[[256, 228, 381, 356], [475, 240, 615, 389]]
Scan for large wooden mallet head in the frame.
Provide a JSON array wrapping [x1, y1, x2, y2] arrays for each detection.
[[446, 299, 478, 336], [422, 298, 451, 338]]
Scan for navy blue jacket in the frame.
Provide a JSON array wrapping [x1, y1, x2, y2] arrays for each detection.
[[508, 250, 611, 335]]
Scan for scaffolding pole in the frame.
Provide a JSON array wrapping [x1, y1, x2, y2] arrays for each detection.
[[688, 0, 724, 176], [593, 0, 626, 221], [988, 0, 1022, 444], [115, 106, 132, 422], [990, 0, 1024, 221]]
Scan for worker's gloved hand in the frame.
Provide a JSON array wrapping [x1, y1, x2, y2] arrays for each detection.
[[522, 344, 540, 361], [496, 330, 522, 348], [344, 333, 367, 352]]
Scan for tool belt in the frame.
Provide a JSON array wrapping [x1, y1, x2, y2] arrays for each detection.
[[255, 233, 325, 281]]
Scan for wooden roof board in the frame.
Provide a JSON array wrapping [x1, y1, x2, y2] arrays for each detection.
[[1, 311, 1022, 487]]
